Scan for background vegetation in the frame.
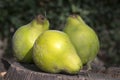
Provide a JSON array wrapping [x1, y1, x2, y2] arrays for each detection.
[[0, 0, 120, 67]]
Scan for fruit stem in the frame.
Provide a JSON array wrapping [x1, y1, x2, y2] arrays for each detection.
[[36, 14, 46, 24], [70, 14, 85, 24], [70, 14, 78, 18]]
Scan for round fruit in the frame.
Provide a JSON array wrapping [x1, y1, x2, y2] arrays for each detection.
[[63, 15, 100, 70], [33, 30, 82, 74], [12, 15, 49, 63]]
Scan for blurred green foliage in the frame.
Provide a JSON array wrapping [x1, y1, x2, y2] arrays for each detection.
[[0, 0, 120, 66]]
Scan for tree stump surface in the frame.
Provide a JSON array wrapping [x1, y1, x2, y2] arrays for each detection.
[[1, 58, 120, 80]]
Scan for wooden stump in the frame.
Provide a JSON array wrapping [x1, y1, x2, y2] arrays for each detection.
[[106, 67, 120, 79], [2, 58, 119, 80]]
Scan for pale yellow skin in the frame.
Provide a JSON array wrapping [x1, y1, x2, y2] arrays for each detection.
[[64, 15, 100, 70], [33, 30, 82, 74], [12, 18, 49, 63]]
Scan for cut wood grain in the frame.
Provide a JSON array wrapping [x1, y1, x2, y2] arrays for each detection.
[[3, 62, 120, 80]]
